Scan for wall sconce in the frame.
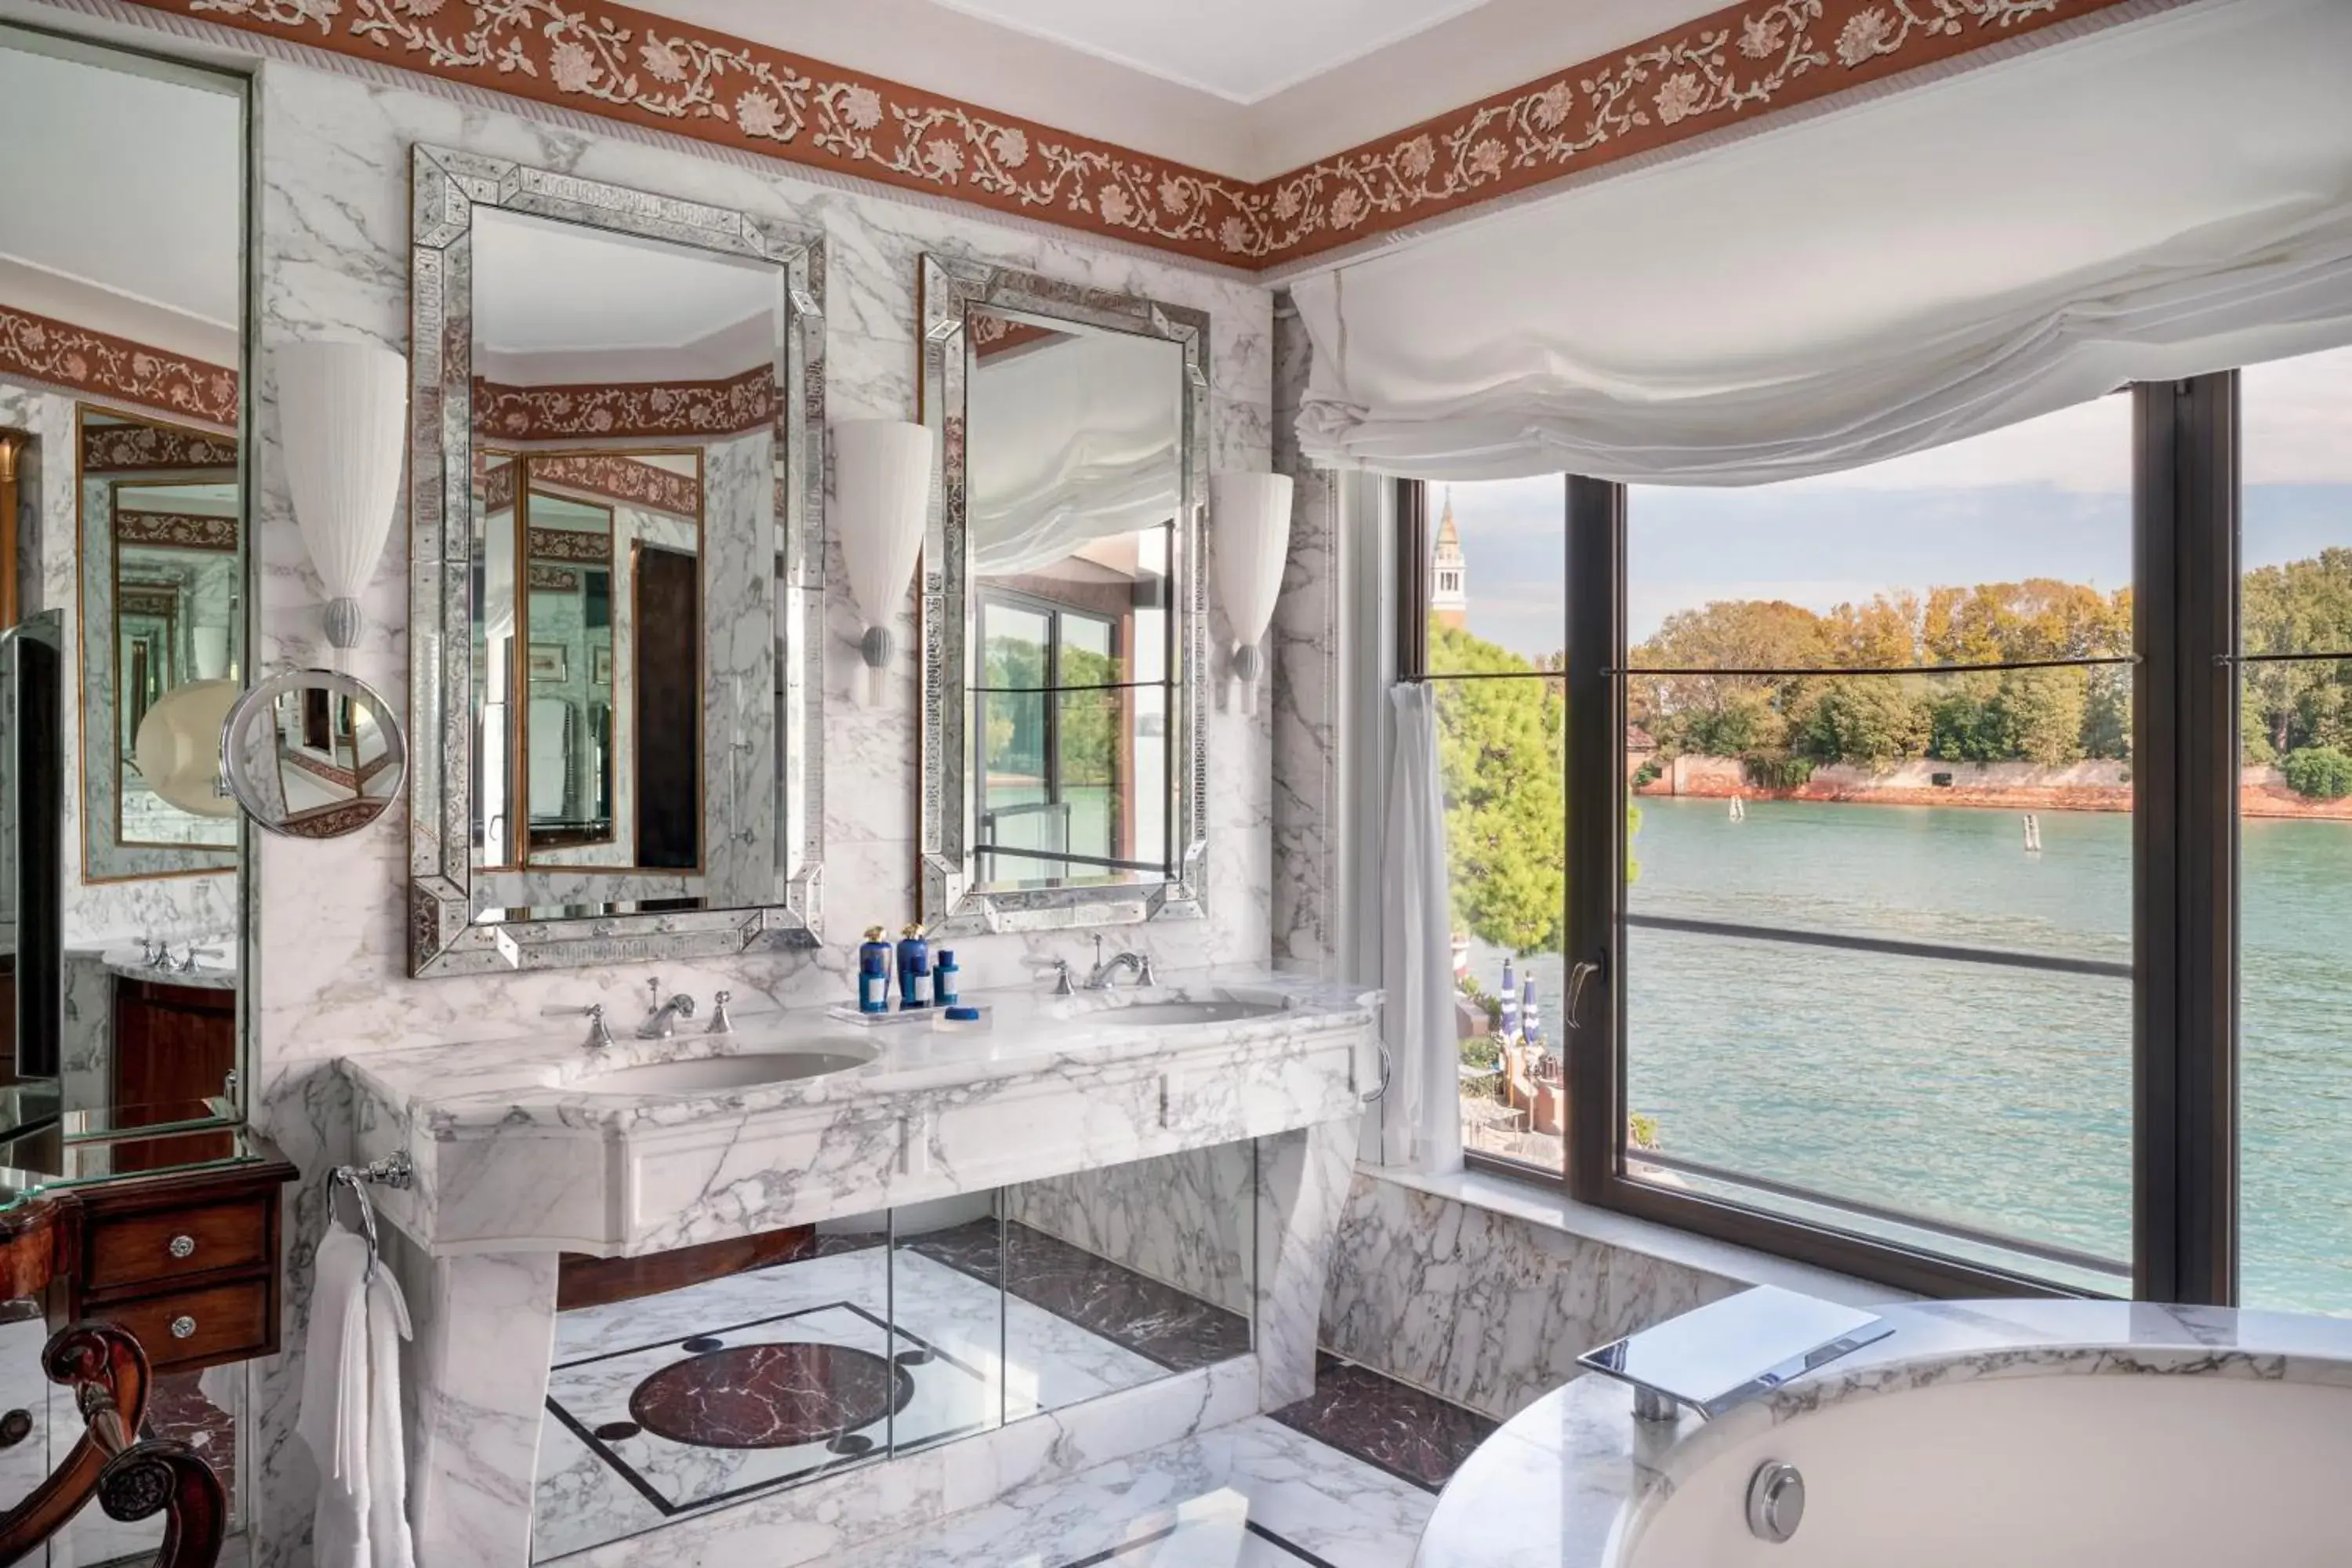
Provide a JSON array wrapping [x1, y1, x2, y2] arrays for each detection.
[[833, 419, 935, 704], [273, 340, 408, 656], [1210, 471, 1293, 714]]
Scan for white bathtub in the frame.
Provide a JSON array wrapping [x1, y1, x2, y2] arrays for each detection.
[[1415, 1299, 2352, 1568]]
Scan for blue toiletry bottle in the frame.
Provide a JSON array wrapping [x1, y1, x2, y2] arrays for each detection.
[[933, 949, 959, 1008], [858, 927, 895, 1014], [897, 924, 931, 1008]]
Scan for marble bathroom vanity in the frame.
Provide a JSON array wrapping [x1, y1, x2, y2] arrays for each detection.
[[341, 969, 1376, 1563]]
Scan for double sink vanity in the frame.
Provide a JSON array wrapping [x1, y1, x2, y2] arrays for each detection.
[[343, 971, 1377, 1562]]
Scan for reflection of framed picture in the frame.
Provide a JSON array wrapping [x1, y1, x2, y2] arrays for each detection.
[[591, 646, 613, 686], [528, 643, 568, 682]]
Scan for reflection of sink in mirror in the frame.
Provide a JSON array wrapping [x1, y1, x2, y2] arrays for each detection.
[[1101, 1000, 1285, 1027], [574, 1043, 879, 1095]]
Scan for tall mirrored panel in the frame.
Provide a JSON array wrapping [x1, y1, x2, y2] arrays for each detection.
[[920, 260, 1208, 933], [0, 23, 250, 1549], [408, 150, 825, 975], [0, 27, 248, 1162]]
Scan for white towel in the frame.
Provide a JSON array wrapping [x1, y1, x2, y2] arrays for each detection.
[[296, 1219, 417, 1568]]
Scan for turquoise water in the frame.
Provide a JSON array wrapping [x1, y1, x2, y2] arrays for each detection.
[[1483, 797, 2352, 1312]]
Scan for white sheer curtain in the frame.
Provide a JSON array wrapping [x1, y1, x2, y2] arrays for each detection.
[[1381, 683, 1461, 1174], [1293, 0, 2352, 485]]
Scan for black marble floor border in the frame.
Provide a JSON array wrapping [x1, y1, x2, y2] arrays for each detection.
[[1267, 1354, 1498, 1494]]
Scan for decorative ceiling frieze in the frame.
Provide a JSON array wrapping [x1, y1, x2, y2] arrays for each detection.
[[131, 0, 2134, 269]]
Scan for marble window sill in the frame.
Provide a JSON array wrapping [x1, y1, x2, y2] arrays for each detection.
[[1359, 1162, 1916, 1312]]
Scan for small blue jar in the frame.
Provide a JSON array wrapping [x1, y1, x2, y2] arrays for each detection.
[[932, 949, 959, 1009]]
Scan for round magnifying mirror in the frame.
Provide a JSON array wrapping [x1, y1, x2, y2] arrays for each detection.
[[219, 668, 406, 838]]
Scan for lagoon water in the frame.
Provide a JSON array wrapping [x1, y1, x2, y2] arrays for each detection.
[[1477, 796, 2352, 1312]]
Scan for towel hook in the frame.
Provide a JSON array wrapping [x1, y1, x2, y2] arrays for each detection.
[[327, 1150, 412, 1280]]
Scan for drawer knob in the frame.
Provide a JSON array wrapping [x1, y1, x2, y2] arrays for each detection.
[[169, 1316, 197, 1341], [168, 1235, 197, 1260]]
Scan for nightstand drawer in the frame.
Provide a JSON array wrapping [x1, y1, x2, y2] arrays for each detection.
[[85, 1197, 273, 1291], [101, 1279, 271, 1373]]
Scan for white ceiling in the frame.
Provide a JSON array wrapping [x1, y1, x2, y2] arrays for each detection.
[[927, 0, 1495, 104]]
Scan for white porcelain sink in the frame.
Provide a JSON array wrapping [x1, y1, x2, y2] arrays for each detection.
[[574, 1042, 879, 1095], [1100, 999, 1286, 1027]]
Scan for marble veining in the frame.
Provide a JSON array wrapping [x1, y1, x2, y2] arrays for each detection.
[[342, 970, 1374, 1258], [1415, 1298, 2352, 1568], [1319, 1171, 1749, 1422]]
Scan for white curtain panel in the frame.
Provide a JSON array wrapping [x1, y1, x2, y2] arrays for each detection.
[[1293, 0, 2352, 485], [1380, 683, 1463, 1174]]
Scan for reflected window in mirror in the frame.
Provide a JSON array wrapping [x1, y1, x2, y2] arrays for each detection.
[[920, 263, 1207, 932], [408, 149, 823, 974]]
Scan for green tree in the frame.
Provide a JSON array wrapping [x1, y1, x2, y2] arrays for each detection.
[[1429, 622, 1564, 954], [2284, 745, 2352, 800], [1799, 676, 1933, 764]]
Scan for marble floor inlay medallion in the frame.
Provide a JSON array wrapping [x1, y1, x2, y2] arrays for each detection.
[[626, 1341, 914, 1449], [531, 1236, 1242, 1560]]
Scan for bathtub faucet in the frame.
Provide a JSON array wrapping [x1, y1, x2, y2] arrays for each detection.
[[1576, 1284, 1893, 1423]]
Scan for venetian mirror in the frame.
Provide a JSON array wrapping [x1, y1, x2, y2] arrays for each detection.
[[408, 147, 825, 975], [917, 257, 1208, 933]]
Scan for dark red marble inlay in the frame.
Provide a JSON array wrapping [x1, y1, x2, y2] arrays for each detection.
[[627, 1342, 910, 1450]]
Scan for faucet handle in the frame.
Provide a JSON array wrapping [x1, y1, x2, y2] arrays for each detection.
[[543, 1002, 613, 1048], [1134, 953, 1157, 988], [707, 991, 735, 1035], [1033, 958, 1075, 997]]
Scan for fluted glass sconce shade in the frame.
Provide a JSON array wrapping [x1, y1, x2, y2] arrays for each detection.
[[833, 419, 934, 699], [1210, 471, 1293, 713], [274, 341, 409, 654]]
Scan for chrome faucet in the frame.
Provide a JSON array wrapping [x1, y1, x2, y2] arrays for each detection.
[[1037, 959, 1076, 997], [543, 1002, 613, 1049], [167, 944, 222, 975], [637, 978, 698, 1039], [1085, 935, 1156, 991], [706, 990, 735, 1035]]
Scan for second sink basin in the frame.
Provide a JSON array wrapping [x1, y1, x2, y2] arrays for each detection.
[[1101, 999, 1286, 1027], [575, 1041, 879, 1095]]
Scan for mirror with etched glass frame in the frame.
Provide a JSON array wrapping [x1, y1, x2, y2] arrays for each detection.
[[408, 147, 825, 975], [917, 257, 1208, 934]]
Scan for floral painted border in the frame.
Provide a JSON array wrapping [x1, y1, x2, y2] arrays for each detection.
[[81, 419, 241, 473], [524, 524, 614, 563], [474, 367, 774, 441], [114, 510, 242, 550], [132, 0, 2129, 268], [2, 305, 238, 427], [528, 452, 704, 519]]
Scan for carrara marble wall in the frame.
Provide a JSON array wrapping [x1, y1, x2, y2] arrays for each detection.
[[224, 49, 1272, 1568]]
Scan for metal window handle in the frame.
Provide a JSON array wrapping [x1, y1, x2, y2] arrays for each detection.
[[167, 1235, 195, 1260], [1566, 959, 1604, 1032], [169, 1316, 197, 1341]]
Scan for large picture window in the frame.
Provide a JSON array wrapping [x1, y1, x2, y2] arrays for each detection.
[[1398, 356, 2352, 1305]]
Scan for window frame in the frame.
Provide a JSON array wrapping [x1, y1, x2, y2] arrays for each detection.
[[1396, 379, 2242, 1304]]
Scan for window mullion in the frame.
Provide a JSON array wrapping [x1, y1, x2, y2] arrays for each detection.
[[2134, 373, 2241, 1305]]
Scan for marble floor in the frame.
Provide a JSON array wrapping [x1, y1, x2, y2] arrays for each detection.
[[833, 1416, 1439, 1568], [534, 1228, 1247, 1562]]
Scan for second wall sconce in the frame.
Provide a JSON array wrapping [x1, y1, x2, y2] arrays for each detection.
[[1210, 471, 1293, 714], [274, 339, 408, 655], [833, 418, 935, 704]]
